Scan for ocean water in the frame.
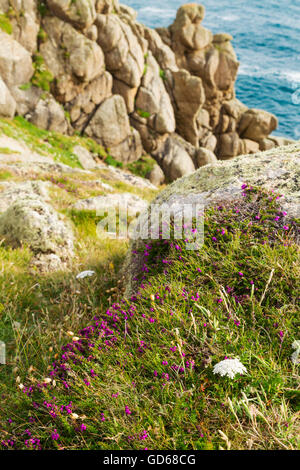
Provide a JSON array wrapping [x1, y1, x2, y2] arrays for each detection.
[[126, 0, 300, 139]]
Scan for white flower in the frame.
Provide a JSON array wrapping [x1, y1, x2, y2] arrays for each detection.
[[213, 358, 247, 379], [76, 270, 95, 279], [291, 340, 300, 365]]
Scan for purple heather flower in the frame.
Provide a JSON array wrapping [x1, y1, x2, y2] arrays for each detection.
[[51, 430, 59, 441]]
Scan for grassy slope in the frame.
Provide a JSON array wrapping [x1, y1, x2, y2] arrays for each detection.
[[0, 117, 157, 445], [0, 117, 157, 177], [0, 185, 299, 450]]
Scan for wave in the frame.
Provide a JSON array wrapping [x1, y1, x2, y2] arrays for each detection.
[[220, 14, 240, 22], [139, 6, 176, 19], [238, 64, 300, 87]]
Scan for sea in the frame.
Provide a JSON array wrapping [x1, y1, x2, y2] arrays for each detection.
[[126, 0, 300, 140]]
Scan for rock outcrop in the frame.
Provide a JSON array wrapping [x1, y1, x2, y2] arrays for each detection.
[[0, 197, 74, 266], [124, 142, 300, 293], [0, 1, 288, 182], [73, 192, 148, 216]]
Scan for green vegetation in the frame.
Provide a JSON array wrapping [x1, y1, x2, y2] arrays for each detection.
[[37, 27, 48, 44], [37, 1, 48, 18], [126, 155, 156, 179], [0, 170, 13, 180], [31, 54, 54, 92], [18, 82, 32, 91], [0, 117, 110, 168], [0, 186, 298, 450], [143, 63, 148, 76], [104, 155, 123, 168], [0, 147, 19, 155], [137, 109, 151, 119], [159, 68, 166, 80], [0, 12, 13, 34]]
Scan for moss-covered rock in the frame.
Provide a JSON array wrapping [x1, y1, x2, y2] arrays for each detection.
[[124, 143, 300, 294], [0, 196, 74, 261]]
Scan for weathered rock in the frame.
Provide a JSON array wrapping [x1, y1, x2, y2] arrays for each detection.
[[0, 1, 283, 182], [119, 4, 137, 20], [222, 98, 248, 121], [84, 24, 98, 41], [155, 27, 172, 48], [72, 145, 98, 170], [170, 4, 208, 51], [241, 139, 260, 155], [0, 31, 33, 88], [211, 44, 239, 92], [32, 253, 65, 272], [269, 136, 296, 147], [171, 69, 205, 146], [96, 13, 144, 88], [28, 95, 69, 134], [152, 143, 300, 216], [239, 109, 278, 141], [96, 0, 120, 14], [10, 84, 42, 116], [112, 79, 137, 114], [41, 17, 105, 102], [195, 147, 217, 168], [259, 138, 276, 151], [73, 192, 148, 216], [0, 0, 39, 53], [67, 72, 112, 130], [0, 180, 50, 213], [147, 164, 165, 186], [124, 143, 300, 293], [103, 166, 157, 189], [200, 132, 217, 152], [0, 78, 16, 118], [217, 132, 242, 159], [154, 135, 196, 183], [85, 95, 143, 162], [213, 33, 233, 43], [197, 108, 211, 129], [47, 0, 97, 29], [135, 52, 176, 135], [0, 197, 74, 259], [143, 27, 178, 72]]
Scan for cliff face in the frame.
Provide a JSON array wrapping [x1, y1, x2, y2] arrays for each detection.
[[0, 1, 288, 182]]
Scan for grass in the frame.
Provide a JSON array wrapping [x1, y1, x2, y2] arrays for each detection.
[[0, 185, 298, 450], [0, 170, 13, 180], [0, 118, 156, 181], [0, 12, 13, 34], [0, 147, 19, 155], [137, 109, 151, 119], [126, 156, 156, 179], [31, 54, 54, 92], [0, 117, 109, 169]]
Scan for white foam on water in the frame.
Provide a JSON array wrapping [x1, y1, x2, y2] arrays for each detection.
[[139, 6, 175, 19], [238, 64, 300, 87], [221, 14, 240, 22]]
